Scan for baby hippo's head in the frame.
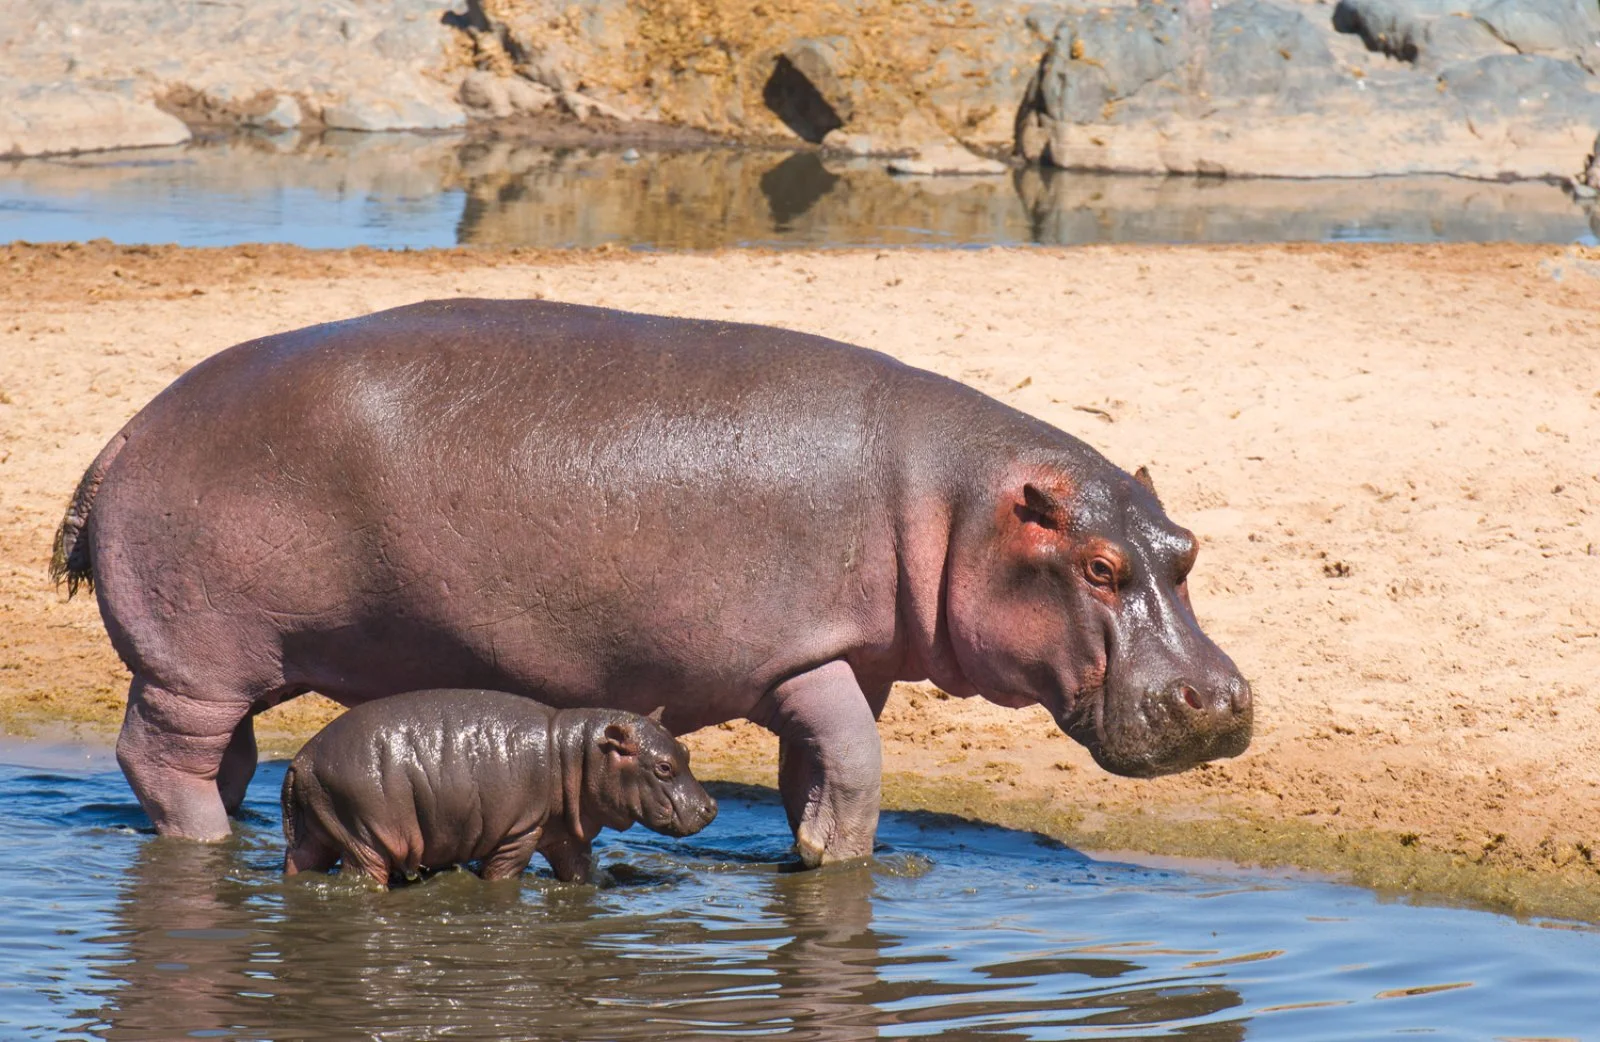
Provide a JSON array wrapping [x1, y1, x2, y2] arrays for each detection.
[[589, 711, 717, 838]]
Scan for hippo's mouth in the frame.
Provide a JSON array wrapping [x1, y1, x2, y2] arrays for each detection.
[[1055, 683, 1106, 752]]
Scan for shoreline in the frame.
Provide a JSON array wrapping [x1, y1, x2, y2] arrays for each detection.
[[3, 240, 1598, 921]]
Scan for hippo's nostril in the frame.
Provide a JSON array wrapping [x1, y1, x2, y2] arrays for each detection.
[[1231, 678, 1252, 714], [1179, 684, 1203, 711]]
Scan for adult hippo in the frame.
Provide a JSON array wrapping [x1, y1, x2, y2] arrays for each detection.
[[51, 299, 1251, 864]]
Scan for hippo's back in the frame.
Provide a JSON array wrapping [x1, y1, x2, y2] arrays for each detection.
[[84, 300, 995, 717]]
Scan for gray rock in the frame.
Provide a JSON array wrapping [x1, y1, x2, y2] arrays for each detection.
[[1332, 0, 1600, 68], [241, 94, 304, 131], [1206, 0, 1339, 100], [0, 0, 466, 153], [887, 144, 1009, 175], [1582, 131, 1600, 189], [1438, 53, 1600, 127], [0, 80, 191, 157], [324, 90, 467, 133], [1016, 0, 1600, 179]]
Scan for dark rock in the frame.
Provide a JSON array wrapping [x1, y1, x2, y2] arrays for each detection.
[[764, 54, 847, 143], [1207, 0, 1338, 99], [1439, 53, 1600, 127], [1333, 0, 1600, 69]]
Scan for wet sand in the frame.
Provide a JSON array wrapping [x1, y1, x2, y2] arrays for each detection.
[[3, 240, 1598, 917]]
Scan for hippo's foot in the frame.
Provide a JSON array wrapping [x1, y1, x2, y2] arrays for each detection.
[[763, 661, 882, 868], [117, 678, 253, 842]]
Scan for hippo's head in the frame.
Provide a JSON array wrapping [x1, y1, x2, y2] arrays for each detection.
[[584, 711, 718, 837], [945, 465, 1251, 777]]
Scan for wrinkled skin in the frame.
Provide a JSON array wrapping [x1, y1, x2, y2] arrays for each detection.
[[282, 689, 716, 886], [53, 298, 1251, 864]]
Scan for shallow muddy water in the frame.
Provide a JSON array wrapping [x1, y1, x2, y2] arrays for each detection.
[[3, 133, 1598, 250], [2, 746, 1596, 1040]]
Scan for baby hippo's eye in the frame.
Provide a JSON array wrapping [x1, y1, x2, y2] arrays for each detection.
[[653, 760, 676, 780]]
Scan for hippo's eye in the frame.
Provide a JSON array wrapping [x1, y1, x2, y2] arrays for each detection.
[[1086, 557, 1118, 588], [653, 760, 676, 780]]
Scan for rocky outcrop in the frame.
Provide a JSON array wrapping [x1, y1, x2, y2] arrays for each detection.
[[1015, 0, 1600, 179], [0, 81, 191, 158], [2, 0, 1597, 181], [0, 0, 465, 156], [456, 0, 1051, 155]]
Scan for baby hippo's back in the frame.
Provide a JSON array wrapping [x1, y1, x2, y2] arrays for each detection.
[[283, 689, 563, 880]]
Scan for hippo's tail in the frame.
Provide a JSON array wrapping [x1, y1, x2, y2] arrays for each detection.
[[49, 434, 127, 598]]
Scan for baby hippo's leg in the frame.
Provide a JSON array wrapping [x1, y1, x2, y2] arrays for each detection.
[[283, 831, 340, 876], [338, 843, 397, 887], [480, 828, 544, 882], [539, 831, 596, 884]]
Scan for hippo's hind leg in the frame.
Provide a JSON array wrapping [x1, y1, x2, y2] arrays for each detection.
[[480, 828, 543, 882], [284, 832, 340, 876], [759, 660, 882, 868], [217, 715, 257, 817], [117, 676, 254, 841]]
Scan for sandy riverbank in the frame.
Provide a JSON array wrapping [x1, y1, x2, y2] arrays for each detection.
[[3, 240, 1598, 917]]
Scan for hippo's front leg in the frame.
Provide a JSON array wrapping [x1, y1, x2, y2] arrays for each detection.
[[540, 829, 596, 883], [759, 660, 882, 867]]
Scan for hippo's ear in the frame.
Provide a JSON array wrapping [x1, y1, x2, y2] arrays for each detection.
[[1132, 466, 1162, 507], [1020, 483, 1067, 531], [599, 722, 639, 758], [646, 706, 665, 725]]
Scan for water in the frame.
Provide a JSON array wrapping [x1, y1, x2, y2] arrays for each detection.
[[1, 746, 1595, 1041], [2, 132, 1597, 251]]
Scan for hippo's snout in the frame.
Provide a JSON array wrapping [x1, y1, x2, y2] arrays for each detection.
[[1078, 667, 1253, 779], [663, 788, 718, 837]]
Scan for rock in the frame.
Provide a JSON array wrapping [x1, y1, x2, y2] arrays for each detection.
[[1332, 0, 1600, 68], [324, 88, 467, 133], [505, 77, 557, 115], [460, 72, 557, 119], [822, 130, 880, 156], [0, 80, 191, 158], [1582, 131, 1600, 189], [1017, 0, 1600, 179], [1206, 0, 1339, 100], [0, 0, 466, 153], [887, 144, 1009, 176], [1438, 54, 1600, 127], [460, 70, 514, 119], [248, 94, 304, 131], [559, 90, 631, 122], [768, 37, 858, 141]]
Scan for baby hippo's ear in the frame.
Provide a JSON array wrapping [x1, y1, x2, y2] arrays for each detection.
[[599, 721, 639, 758], [646, 706, 665, 725]]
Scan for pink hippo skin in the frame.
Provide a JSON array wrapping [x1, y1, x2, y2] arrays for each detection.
[[281, 690, 716, 886], [52, 299, 1251, 864]]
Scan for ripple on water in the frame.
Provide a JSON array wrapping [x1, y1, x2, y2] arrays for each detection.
[[0, 754, 1595, 1041]]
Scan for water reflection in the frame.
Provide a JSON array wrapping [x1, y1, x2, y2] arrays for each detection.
[[78, 776, 1258, 1041], [3, 755, 1595, 1041], [2, 131, 1595, 250]]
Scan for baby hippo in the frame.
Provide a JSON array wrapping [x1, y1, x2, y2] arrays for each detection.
[[281, 688, 717, 886]]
